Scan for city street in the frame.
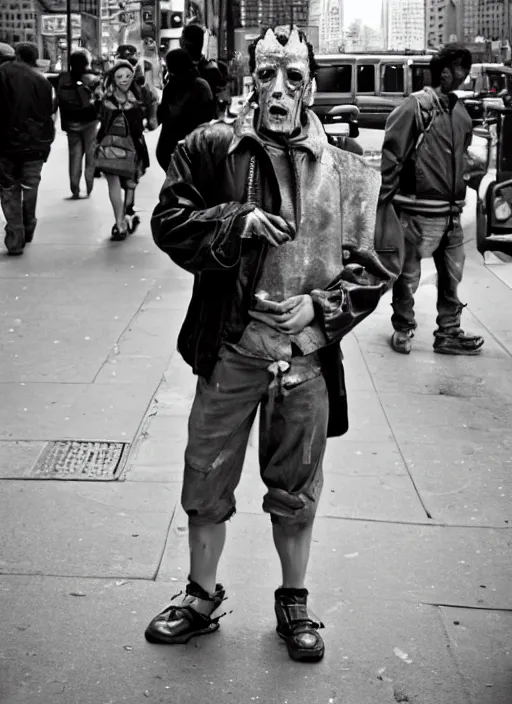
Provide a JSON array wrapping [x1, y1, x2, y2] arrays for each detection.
[[1, 126, 512, 704]]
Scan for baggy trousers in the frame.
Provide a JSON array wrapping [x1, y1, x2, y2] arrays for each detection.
[[391, 212, 466, 334], [182, 346, 329, 527]]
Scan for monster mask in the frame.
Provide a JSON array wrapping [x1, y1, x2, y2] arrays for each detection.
[[253, 27, 312, 135]]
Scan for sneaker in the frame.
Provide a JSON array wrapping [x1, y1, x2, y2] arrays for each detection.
[[145, 581, 227, 645], [433, 330, 484, 355], [275, 587, 325, 662], [390, 330, 414, 354]]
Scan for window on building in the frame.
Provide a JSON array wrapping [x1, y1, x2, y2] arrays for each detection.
[[357, 65, 375, 93], [381, 64, 404, 93], [315, 64, 352, 93]]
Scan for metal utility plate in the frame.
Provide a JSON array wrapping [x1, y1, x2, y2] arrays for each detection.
[[29, 441, 128, 480]]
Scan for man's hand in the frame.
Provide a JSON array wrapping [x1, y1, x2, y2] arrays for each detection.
[[241, 208, 294, 246], [249, 294, 315, 335]]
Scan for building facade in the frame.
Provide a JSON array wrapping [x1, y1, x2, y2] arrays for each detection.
[[386, 0, 425, 50], [319, 0, 343, 52], [0, 0, 39, 47]]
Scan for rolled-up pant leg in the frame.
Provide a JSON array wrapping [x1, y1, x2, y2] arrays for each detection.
[[181, 348, 268, 526], [260, 365, 329, 527]]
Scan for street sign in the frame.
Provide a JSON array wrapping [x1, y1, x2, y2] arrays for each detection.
[[41, 14, 82, 38]]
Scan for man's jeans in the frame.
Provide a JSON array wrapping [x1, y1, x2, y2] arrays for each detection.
[[67, 121, 98, 196], [391, 213, 465, 334], [0, 156, 44, 253]]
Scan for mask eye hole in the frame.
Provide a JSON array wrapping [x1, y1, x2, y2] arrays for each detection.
[[257, 68, 275, 82], [287, 69, 304, 84]]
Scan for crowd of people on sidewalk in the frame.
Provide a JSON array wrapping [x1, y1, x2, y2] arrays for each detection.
[[0, 24, 225, 249], [0, 23, 489, 663]]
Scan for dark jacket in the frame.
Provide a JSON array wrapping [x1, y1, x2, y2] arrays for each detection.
[[152, 109, 402, 437], [379, 87, 473, 216], [196, 56, 227, 117], [156, 76, 214, 171], [57, 70, 100, 131], [0, 60, 55, 162]]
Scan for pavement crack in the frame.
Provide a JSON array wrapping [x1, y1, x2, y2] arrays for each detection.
[[151, 499, 179, 581], [353, 332, 433, 520]]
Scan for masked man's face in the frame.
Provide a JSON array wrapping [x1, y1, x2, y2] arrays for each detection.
[[253, 28, 311, 135]]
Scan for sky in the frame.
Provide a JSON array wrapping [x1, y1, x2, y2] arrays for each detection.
[[344, 0, 382, 29]]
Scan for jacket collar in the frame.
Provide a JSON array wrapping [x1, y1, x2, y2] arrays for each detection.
[[227, 105, 327, 160]]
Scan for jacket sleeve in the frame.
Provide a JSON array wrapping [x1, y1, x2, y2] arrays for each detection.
[[379, 98, 419, 205], [310, 154, 394, 343], [151, 125, 253, 274]]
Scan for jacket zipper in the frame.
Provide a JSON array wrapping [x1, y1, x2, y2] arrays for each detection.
[[286, 145, 302, 231]]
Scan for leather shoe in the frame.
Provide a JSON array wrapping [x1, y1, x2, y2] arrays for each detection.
[[275, 587, 325, 662], [145, 581, 226, 645]]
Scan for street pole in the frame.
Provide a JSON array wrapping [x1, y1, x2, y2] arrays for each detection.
[[66, 0, 72, 69], [218, 0, 225, 59]]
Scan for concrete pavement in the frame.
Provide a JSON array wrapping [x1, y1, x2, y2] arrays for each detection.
[[1, 129, 512, 704]]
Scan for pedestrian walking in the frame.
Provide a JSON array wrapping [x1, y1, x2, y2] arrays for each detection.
[[57, 51, 102, 199], [155, 48, 214, 172], [148, 26, 401, 661], [0, 43, 15, 230], [379, 44, 485, 355], [96, 60, 150, 240], [0, 42, 55, 255], [179, 24, 226, 117]]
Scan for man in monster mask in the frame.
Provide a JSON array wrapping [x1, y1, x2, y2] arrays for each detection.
[[147, 26, 402, 661]]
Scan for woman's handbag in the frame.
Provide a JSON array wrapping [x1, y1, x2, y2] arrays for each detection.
[[95, 112, 137, 179]]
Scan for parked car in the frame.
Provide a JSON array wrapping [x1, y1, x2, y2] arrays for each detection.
[[312, 52, 435, 128], [466, 100, 512, 258]]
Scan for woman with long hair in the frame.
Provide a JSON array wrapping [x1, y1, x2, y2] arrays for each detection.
[[156, 48, 214, 172], [96, 60, 151, 240]]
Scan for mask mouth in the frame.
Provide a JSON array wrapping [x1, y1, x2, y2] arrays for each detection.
[[269, 105, 289, 118]]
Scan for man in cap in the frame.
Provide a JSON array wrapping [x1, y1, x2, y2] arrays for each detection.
[[147, 26, 401, 661]]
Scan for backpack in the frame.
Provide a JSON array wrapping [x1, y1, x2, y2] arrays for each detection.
[[58, 76, 93, 112]]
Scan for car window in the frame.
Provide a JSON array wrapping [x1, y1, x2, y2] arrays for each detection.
[[381, 63, 404, 93], [357, 65, 375, 93], [486, 72, 509, 94], [315, 64, 352, 93], [411, 65, 430, 92]]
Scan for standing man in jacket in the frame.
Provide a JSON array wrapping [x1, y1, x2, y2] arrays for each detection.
[[380, 44, 484, 355], [0, 43, 55, 255], [147, 26, 401, 662]]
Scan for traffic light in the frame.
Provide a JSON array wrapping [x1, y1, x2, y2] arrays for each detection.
[[170, 11, 183, 28]]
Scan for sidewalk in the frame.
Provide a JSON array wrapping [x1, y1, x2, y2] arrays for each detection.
[[1, 131, 511, 704]]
